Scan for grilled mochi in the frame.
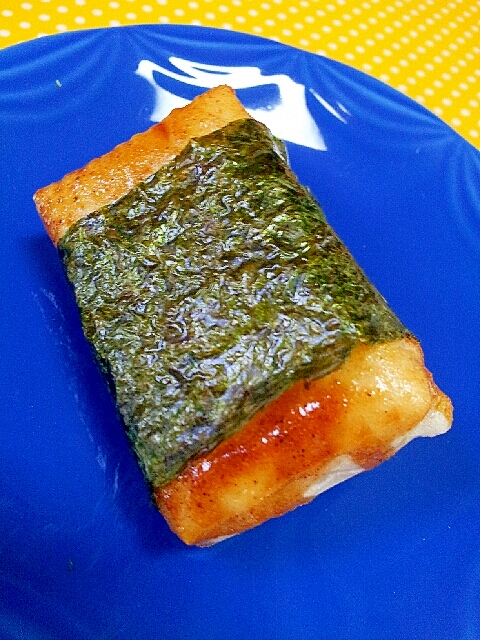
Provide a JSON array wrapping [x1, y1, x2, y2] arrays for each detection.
[[34, 85, 452, 546]]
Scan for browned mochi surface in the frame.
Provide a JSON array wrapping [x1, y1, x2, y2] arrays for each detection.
[[157, 338, 452, 546], [34, 85, 251, 245], [34, 85, 453, 547]]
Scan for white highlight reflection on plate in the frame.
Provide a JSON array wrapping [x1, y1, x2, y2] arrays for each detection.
[[136, 57, 327, 150]]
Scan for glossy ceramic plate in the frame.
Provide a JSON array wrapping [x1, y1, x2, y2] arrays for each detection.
[[1, 25, 479, 640]]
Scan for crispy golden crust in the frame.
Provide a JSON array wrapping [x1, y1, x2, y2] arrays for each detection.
[[156, 338, 452, 546], [33, 85, 250, 245]]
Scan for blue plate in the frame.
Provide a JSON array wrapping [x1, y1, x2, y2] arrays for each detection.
[[1, 25, 479, 640]]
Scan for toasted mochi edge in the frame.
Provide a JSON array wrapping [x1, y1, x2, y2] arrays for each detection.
[[156, 338, 453, 547], [196, 407, 451, 547], [33, 85, 251, 245]]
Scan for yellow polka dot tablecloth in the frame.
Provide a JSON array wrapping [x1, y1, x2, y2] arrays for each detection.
[[1, 0, 479, 148]]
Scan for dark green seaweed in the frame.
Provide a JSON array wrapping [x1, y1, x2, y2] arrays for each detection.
[[59, 118, 408, 487]]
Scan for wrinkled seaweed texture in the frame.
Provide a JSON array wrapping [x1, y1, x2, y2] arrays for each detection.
[[59, 118, 408, 487]]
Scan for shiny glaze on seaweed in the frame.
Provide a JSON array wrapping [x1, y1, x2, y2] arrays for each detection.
[[59, 119, 407, 487]]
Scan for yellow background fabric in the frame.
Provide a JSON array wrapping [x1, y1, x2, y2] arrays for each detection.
[[1, 0, 479, 148]]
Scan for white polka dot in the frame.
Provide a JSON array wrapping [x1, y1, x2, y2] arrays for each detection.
[[21, 3, 33, 9], [205, 11, 215, 19], [142, 4, 153, 11], [451, 117, 461, 126], [109, 19, 121, 26], [424, 87, 434, 95], [0, 29, 11, 37], [39, 13, 50, 21], [74, 16, 85, 24], [433, 106, 443, 116], [282, 28, 292, 35], [235, 15, 245, 22], [57, 6, 68, 12], [327, 42, 338, 50], [442, 97, 452, 105], [92, 8, 102, 15], [469, 129, 479, 138], [19, 21, 31, 28], [2, 9, 13, 16]]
